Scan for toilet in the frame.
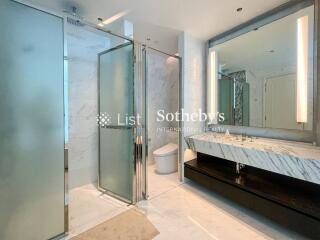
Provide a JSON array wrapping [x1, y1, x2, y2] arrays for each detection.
[[153, 143, 178, 174]]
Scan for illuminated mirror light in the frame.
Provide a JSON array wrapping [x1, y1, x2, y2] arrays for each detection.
[[297, 15, 308, 123], [208, 49, 218, 124]]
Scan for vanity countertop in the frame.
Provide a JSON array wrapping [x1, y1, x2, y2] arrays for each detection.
[[186, 132, 320, 184]]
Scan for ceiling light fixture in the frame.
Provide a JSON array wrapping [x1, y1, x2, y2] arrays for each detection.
[[97, 10, 130, 27], [103, 10, 129, 25]]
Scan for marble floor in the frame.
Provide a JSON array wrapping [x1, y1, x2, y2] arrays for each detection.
[[64, 169, 308, 240], [147, 164, 182, 199]]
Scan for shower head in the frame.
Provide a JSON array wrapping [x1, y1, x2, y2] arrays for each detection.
[[66, 17, 85, 27], [63, 6, 85, 27]]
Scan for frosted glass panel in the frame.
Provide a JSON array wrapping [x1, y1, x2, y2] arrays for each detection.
[[0, 1, 64, 239], [99, 129, 134, 200], [99, 44, 134, 123], [99, 43, 134, 201]]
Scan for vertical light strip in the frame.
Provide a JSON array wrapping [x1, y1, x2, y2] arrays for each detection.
[[297, 16, 308, 123], [207, 49, 218, 124]]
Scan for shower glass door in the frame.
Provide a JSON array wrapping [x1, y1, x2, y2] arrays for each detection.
[[98, 43, 135, 203]]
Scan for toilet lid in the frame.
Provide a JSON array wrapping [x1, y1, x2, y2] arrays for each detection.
[[153, 143, 178, 157]]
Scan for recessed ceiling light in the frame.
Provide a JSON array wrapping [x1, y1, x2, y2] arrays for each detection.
[[236, 7, 243, 12]]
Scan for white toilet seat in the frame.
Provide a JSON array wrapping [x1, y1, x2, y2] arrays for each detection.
[[153, 143, 178, 157], [153, 143, 178, 174]]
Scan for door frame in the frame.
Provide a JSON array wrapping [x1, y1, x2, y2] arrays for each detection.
[[143, 47, 183, 200], [97, 42, 137, 204]]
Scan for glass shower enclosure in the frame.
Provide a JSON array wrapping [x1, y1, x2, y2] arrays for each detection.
[[0, 1, 179, 238], [0, 1, 65, 239]]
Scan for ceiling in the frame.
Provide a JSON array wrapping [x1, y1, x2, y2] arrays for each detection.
[[23, 0, 289, 54]]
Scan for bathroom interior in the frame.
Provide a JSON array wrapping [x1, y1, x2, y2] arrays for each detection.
[[1, 0, 320, 239]]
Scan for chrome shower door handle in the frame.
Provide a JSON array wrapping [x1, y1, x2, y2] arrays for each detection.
[[99, 125, 134, 129]]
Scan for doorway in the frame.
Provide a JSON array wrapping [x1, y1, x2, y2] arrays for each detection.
[[64, 19, 138, 237], [144, 48, 182, 199]]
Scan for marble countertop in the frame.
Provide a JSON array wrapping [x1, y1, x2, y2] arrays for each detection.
[[186, 132, 320, 184], [189, 132, 320, 161]]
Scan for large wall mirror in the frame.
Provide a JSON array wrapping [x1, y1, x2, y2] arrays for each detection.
[[208, 4, 314, 132]]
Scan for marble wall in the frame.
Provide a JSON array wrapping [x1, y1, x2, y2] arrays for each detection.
[[178, 32, 206, 161], [147, 49, 179, 163], [67, 25, 110, 188]]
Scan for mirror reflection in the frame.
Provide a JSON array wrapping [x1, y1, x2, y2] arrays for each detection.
[[210, 5, 314, 131]]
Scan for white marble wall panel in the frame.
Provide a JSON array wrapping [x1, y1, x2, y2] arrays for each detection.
[[67, 25, 109, 188], [186, 132, 320, 184], [178, 32, 206, 162]]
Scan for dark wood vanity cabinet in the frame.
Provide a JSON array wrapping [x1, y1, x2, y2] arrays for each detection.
[[185, 153, 320, 239]]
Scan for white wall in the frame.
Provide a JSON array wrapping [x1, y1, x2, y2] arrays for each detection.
[[178, 32, 206, 162]]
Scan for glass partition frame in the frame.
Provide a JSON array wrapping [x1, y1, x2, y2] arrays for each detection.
[[97, 42, 137, 204], [7, 3, 184, 240], [143, 47, 183, 200]]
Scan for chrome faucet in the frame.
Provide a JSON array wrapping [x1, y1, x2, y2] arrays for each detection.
[[236, 162, 245, 174], [241, 133, 247, 141]]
